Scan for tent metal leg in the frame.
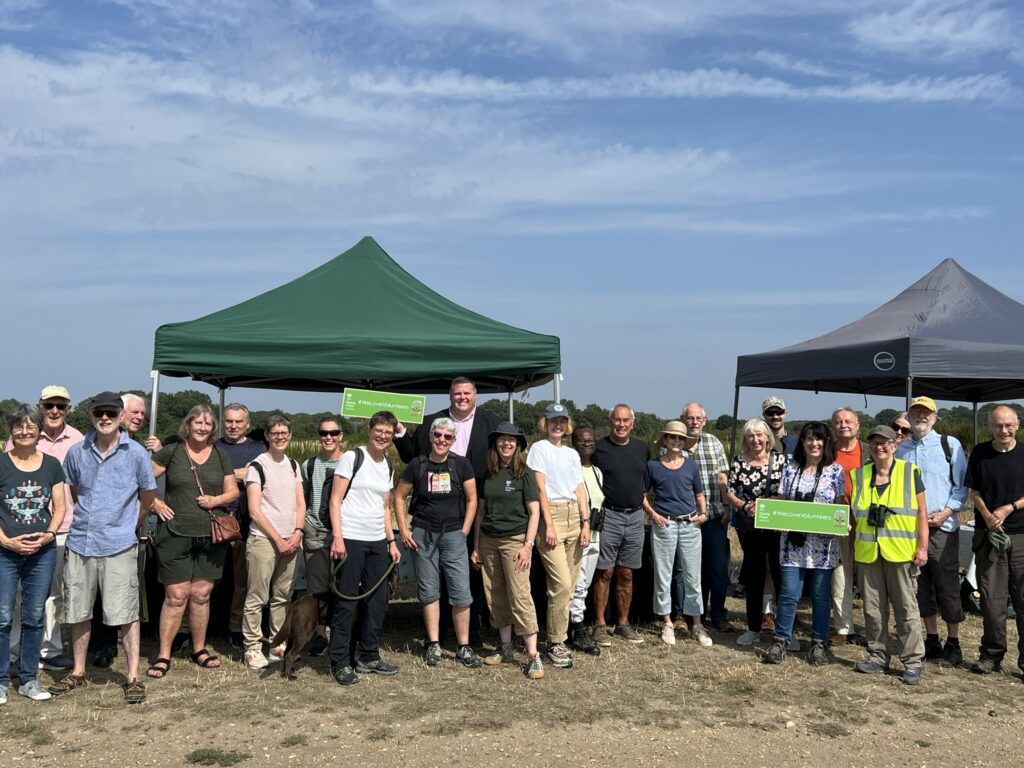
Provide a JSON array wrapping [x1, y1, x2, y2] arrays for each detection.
[[973, 402, 978, 447], [554, 373, 561, 404], [905, 377, 913, 410], [508, 391, 513, 422], [218, 388, 226, 431], [148, 371, 161, 440], [730, 386, 741, 457]]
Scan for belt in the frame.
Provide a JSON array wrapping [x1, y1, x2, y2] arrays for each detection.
[[664, 515, 696, 523], [604, 504, 642, 514], [549, 499, 578, 507]]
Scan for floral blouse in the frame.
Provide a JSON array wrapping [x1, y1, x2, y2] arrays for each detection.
[[778, 461, 846, 569], [727, 451, 786, 532]]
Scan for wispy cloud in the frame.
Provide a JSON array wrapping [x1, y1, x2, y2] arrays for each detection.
[[749, 50, 843, 79]]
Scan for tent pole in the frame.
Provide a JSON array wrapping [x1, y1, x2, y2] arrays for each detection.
[[148, 371, 161, 439], [905, 377, 913, 410], [973, 402, 979, 448], [507, 391, 514, 422], [554, 374, 561, 404], [218, 388, 226, 432], [730, 386, 741, 458]]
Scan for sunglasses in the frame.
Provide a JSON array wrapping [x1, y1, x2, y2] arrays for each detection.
[[764, 410, 785, 417], [890, 425, 912, 435], [665, 434, 687, 440], [42, 402, 70, 411], [319, 429, 342, 437], [432, 431, 455, 443], [91, 409, 119, 419]]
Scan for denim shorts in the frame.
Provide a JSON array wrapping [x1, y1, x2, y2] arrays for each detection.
[[411, 527, 472, 606]]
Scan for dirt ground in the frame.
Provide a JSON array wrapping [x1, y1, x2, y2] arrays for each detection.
[[0, 596, 1021, 768]]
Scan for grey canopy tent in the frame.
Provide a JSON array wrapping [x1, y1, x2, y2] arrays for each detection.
[[148, 236, 561, 429], [731, 259, 1024, 446]]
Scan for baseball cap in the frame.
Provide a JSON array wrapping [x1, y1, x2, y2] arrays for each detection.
[[40, 385, 71, 402], [909, 396, 937, 413], [762, 396, 786, 413]]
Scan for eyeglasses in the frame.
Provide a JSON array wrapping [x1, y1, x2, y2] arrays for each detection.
[[12, 424, 39, 434], [319, 430, 342, 437], [91, 409, 119, 419], [432, 431, 455, 443], [41, 402, 69, 411], [268, 431, 291, 439], [890, 424, 912, 435]]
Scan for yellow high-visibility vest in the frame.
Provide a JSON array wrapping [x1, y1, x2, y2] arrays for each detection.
[[850, 459, 920, 564]]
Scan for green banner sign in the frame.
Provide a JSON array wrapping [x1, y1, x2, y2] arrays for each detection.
[[755, 498, 850, 536], [341, 388, 428, 424]]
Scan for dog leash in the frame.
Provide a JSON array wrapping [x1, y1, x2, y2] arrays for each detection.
[[330, 554, 397, 601]]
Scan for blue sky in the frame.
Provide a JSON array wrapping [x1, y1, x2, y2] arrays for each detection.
[[3, 0, 1023, 423]]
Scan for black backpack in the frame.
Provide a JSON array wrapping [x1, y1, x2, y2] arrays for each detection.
[[247, 456, 299, 538], [318, 448, 394, 530], [408, 454, 465, 519]]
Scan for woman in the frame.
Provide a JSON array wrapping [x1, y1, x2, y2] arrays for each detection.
[[394, 416, 479, 668], [891, 412, 912, 446], [723, 418, 786, 646], [643, 421, 710, 647], [0, 405, 65, 703], [148, 405, 238, 678], [764, 421, 845, 667], [470, 422, 544, 680], [327, 411, 402, 686], [526, 403, 589, 667], [241, 415, 305, 670]]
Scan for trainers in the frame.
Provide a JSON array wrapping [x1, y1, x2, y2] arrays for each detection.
[[736, 630, 760, 646], [523, 653, 544, 680], [308, 635, 328, 657], [902, 665, 924, 685], [808, 640, 829, 667], [763, 638, 786, 664], [940, 641, 963, 669], [0, 684, 6, 706], [244, 648, 268, 670], [855, 658, 888, 674], [268, 644, 286, 663], [355, 658, 400, 676], [40, 655, 73, 671], [547, 643, 573, 668], [971, 657, 1000, 674], [924, 636, 943, 660], [483, 643, 515, 665], [692, 625, 713, 648], [661, 624, 676, 647], [423, 642, 443, 667], [18, 680, 52, 701], [593, 625, 615, 647], [455, 645, 482, 669], [332, 665, 359, 686], [568, 625, 601, 656], [614, 624, 644, 644]]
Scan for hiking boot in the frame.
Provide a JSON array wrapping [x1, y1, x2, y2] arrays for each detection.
[[692, 625, 713, 648], [568, 624, 601, 656], [244, 648, 268, 670], [483, 643, 515, 666], [736, 630, 759, 646], [940, 641, 963, 668], [614, 624, 644, 644], [712, 619, 735, 633], [808, 640, 829, 667], [455, 645, 482, 669], [902, 665, 924, 685], [547, 643, 573, 668], [308, 635, 329, 657], [355, 658, 399, 676], [523, 654, 544, 680], [661, 624, 676, 647], [17, 680, 51, 701], [761, 613, 775, 632], [423, 642, 443, 667], [971, 657, 1000, 674], [332, 665, 359, 686], [855, 658, 888, 674], [763, 638, 786, 664], [924, 636, 943, 660], [672, 614, 688, 630], [593, 625, 615, 647]]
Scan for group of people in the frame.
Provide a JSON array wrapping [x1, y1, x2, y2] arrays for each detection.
[[2, 379, 1023, 704]]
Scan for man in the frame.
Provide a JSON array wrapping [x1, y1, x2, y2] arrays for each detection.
[[829, 407, 870, 644], [48, 392, 157, 704], [896, 396, 968, 668], [299, 416, 345, 655], [590, 404, 649, 645], [851, 425, 929, 685], [679, 402, 732, 631], [762, 397, 797, 461], [964, 405, 1024, 675], [394, 377, 502, 644], [567, 427, 602, 655], [216, 403, 266, 649], [6, 385, 83, 672]]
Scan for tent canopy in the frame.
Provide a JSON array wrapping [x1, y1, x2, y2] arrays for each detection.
[[152, 237, 561, 394], [735, 259, 1024, 403]]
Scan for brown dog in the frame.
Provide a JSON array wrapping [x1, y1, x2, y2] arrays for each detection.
[[269, 594, 330, 679]]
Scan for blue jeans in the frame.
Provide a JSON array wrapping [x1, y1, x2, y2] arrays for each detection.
[[650, 520, 703, 617], [775, 565, 833, 644], [0, 544, 58, 687], [700, 518, 731, 622]]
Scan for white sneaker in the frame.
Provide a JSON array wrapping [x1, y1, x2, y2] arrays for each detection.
[[692, 625, 714, 648], [787, 637, 800, 652], [268, 644, 286, 662], [18, 680, 52, 701], [244, 648, 268, 670], [736, 630, 760, 646], [661, 624, 676, 646]]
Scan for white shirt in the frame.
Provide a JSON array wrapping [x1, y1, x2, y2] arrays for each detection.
[[337, 447, 392, 542], [526, 440, 584, 501]]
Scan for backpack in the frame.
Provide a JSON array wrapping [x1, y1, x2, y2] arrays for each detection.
[[247, 456, 299, 538], [319, 448, 394, 530], [940, 434, 955, 486], [303, 456, 336, 530], [408, 454, 465, 515]]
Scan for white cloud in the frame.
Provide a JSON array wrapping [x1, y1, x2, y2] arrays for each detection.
[[0, 0, 40, 30], [749, 50, 843, 79]]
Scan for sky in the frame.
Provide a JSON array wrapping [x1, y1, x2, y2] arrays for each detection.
[[3, 0, 1023, 423]]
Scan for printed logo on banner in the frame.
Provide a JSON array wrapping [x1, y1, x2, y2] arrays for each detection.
[[873, 351, 896, 371]]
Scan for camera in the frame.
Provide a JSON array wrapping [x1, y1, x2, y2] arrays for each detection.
[[867, 504, 892, 527], [794, 491, 815, 502]]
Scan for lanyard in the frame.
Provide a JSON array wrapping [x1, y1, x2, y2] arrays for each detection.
[[786, 464, 824, 501]]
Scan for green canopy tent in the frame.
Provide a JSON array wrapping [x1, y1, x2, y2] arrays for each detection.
[[150, 236, 561, 427]]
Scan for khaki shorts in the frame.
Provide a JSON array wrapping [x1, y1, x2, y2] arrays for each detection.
[[64, 545, 140, 626]]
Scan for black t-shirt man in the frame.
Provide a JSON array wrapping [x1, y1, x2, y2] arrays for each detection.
[[965, 441, 1024, 534], [400, 454, 474, 532], [591, 436, 649, 510]]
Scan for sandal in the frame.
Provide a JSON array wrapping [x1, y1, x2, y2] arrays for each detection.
[[47, 673, 88, 696], [123, 680, 146, 705], [188, 648, 221, 669], [146, 658, 172, 679]]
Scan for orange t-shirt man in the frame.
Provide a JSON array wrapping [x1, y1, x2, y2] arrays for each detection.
[[834, 442, 864, 505]]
